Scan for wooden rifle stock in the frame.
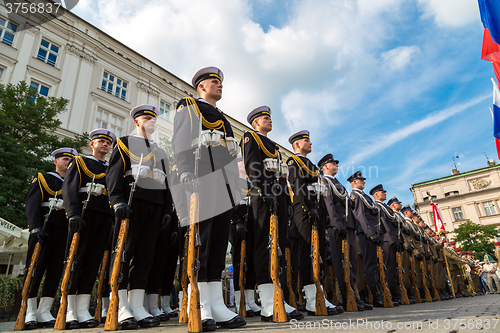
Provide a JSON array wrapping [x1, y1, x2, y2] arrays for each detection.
[[179, 232, 189, 323], [328, 265, 337, 304], [409, 257, 422, 303], [104, 218, 129, 331], [95, 249, 110, 322], [419, 261, 433, 302], [442, 248, 455, 298], [269, 214, 287, 322], [396, 252, 410, 305], [376, 246, 393, 308], [297, 273, 304, 305], [285, 247, 297, 309], [427, 262, 440, 301], [55, 233, 81, 330], [187, 192, 202, 333], [342, 240, 357, 311], [238, 238, 247, 317], [311, 224, 328, 316], [14, 242, 42, 330]]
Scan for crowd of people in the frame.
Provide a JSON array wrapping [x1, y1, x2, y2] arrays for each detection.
[[18, 66, 499, 332]]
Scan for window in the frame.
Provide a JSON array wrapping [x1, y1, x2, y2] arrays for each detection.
[[101, 71, 127, 100], [483, 201, 497, 216], [445, 191, 459, 198], [423, 195, 437, 202], [452, 207, 465, 221], [0, 17, 17, 46], [36, 39, 59, 66], [0, 66, 5, 79], [95, 108, 124, 137], [30, 80, 49, 98], [159, 100, 171, 120]]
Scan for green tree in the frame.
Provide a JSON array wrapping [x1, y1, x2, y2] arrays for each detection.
[[452, 220, 499, 260], [0, 81, 88, 228]]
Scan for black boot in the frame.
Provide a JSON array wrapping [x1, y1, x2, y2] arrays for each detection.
[[370, 287, 384, 308], [407, 286, 416, 304], [390, 286, 402, 306], [354, 295, 371, 310], [418, 288, 426, 302], [359, 290, 369, 305]]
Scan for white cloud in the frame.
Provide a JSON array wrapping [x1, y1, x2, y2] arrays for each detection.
[[417, 0, 479, 28], [381, 46, 420, 72], [347, 94, 491, 165]]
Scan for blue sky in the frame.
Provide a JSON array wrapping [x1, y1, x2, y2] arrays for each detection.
[[73, 0, 496, 206]]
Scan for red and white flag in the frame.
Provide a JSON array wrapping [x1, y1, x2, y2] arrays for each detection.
[[430, 202, 445, 232]]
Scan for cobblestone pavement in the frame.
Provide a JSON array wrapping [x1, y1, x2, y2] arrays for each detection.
[[2, 294, 499, 333]]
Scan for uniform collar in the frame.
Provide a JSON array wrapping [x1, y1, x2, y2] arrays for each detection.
[[197, 98, 223, 113], [352, 188, 364, 194], [132, 134, 155, 144], [47, 171, 64, 181], [87, 154, 108, 166]]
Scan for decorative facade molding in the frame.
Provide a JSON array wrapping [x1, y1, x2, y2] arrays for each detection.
[[137, 82, 160, 97], [470, 178, 492, 190], [24, 22, 40, 35], [66, 44, 97, 65]]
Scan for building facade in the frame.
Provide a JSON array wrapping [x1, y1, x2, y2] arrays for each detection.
[[411, 163, 500, 236], [0, 1, 292, 158]]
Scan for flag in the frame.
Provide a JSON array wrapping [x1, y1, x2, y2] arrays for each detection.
[[481, 28, 500, 63], [430, 202, 445, 233], [478, 0, 500, 44], [479, 1, 500, 86], [492, 79, 500, 159]]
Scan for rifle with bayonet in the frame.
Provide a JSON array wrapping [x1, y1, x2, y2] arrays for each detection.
[[311, 177, 328, 316], [268, 163, 286, 322], [238, 202, 248, 317], [105, 154, 143, 330], [341, 192, 356, 312], [15, 191, 59, 331], [178, 230, 189, 323], [375, 208, 393, 308], [55, 175, 96, 330], [186, 114, 203, 333], [94, 249, 110, 322]]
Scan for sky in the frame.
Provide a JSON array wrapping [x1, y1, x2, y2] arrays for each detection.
[[71, 0, 497, 206]]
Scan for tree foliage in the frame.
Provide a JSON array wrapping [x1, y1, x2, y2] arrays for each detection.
[[0, 81, 88, 228], [452, 220, 499, 260]]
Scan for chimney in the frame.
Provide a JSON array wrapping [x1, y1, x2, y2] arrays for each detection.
[[488, 159, 497, 167], [451, 169, 459, 175]]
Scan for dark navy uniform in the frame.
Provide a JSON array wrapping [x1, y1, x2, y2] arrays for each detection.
[[107, 135, 172, 290], [171, 97, 239, 282], [375, 199, 403, 305], [321, 175, 357, 292], [242, 130, 288, 285], [350, 188, 381, 290], [25, 171, 67, 299], [286, 154, 325, 287], [62, 155, 113, 295]]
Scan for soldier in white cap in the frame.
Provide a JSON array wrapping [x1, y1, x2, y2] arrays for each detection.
[[106, 105, 173, 329], [61, 129, 116, 329], [171, 66, 245, 330], [242, 106, 303, 321], [23, 147, 77, 330], [286, 131, 341, 316]]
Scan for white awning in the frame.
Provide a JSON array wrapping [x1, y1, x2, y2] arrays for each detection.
[[0, 217, 29, 253]]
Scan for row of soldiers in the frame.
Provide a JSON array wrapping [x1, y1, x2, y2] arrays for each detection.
[[18, 66, 482, 332]]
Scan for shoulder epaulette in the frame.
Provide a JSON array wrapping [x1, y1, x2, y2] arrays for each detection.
[[242, 131, 278, 162], [37, 173, 61, 200], [290, 155, 318, 177]]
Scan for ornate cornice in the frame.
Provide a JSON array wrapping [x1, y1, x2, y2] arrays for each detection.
[[65, 44, 97, 65], [137, 82, 160, 97]]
